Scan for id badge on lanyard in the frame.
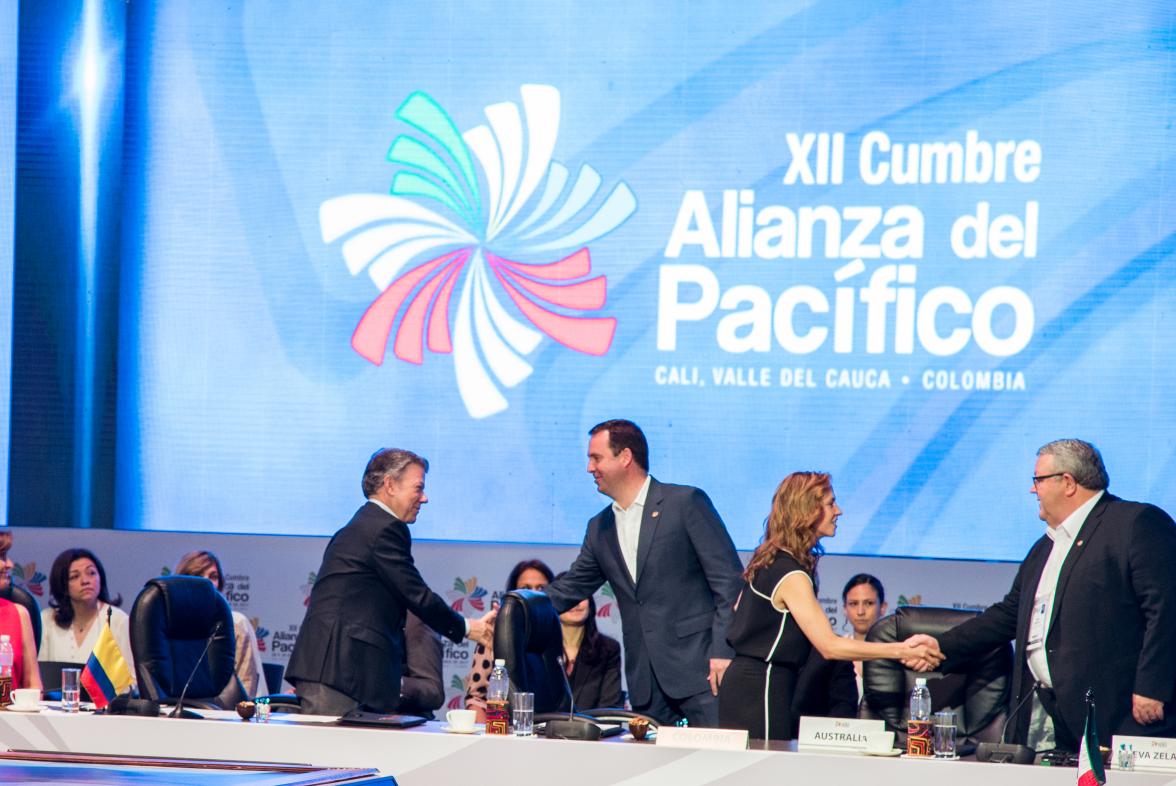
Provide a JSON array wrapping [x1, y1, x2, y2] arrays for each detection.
[[1027, 595, 1049, 649]]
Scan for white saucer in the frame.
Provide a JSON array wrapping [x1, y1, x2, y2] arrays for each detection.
[[440, 724, 478, 735], [5, 705, 41, 713], [864, 748, 901, 757]]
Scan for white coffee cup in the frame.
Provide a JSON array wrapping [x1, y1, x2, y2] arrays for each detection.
[[10, 688, 41, 710], [866, 730, 895, 752], [446, 708, 476, 732]]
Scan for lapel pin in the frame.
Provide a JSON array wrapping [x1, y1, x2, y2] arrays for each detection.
[[652, 511, 660, 518], [1076, 540, 1083, 547]]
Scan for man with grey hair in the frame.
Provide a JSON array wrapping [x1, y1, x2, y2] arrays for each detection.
[[930, 439, 1176, 750], [287, 448, 495, 715]]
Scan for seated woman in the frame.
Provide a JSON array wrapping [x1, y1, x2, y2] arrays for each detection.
[[464, 559, 554, 720], [38, 548, 134, 684], [552, 571, 623, 710], [0, 531, 42, 691], [174, 550, 266, 698], [718, 472, 940, 740]]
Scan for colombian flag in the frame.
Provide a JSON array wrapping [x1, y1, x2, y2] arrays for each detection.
[[80, 614, 133, 709]]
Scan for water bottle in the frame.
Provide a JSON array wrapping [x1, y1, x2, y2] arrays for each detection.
[[0, 635, 13, 706], [488, 658, 509, 701], [485, 658, 511, 734], [907, 677, 932, 756]]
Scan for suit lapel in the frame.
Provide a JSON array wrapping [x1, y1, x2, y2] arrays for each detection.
[[1049, 493, 1110, 630], [635, 477, 663, 585]]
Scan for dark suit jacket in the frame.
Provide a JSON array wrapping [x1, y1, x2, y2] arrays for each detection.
[[546, 477, 743, 707], [398, 612, 445, 718], [286, 502, 465, 712], [938, 494, 1176, 745], [570, 634, 624, 709], [791, 649, 859, 733]]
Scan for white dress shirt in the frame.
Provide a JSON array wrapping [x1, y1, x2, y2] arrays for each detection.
[[612, 475, 652, 583], [1026, 490, 1104, 687]]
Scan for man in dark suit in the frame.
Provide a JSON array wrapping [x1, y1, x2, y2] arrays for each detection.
[[287, 448, 494, 715], [545, 420, 743, 726], [931, 439, 1176, 750]]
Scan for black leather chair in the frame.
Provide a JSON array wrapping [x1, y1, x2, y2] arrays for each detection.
[[0, 583, 41, 651], [130, 576, 245, 710], [861, 606, 1011, 745], [494, 589, 569, 714], [493, 590, 644, 739]]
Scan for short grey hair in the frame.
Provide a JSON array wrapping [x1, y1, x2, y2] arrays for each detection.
[[362, 448, 429, 497], [1037, 439, 1108, 491]]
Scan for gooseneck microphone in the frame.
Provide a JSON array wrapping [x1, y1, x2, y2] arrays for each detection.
[[975, 682, 1039, 764], [169, 620, 223, 719], [544, 654, 601, 741]]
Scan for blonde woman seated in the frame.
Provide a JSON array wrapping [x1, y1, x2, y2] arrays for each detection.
[[717, 472, 941, 740], [175, 551, 266, 698]]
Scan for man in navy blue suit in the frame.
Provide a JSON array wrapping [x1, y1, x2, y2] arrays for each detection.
[[546, 420, 743, 727]]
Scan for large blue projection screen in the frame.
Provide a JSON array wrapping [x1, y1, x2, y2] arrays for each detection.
[[114, 3, 1176, 559], [0, 0, 17, 524]]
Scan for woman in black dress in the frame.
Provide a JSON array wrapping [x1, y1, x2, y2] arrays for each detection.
[[718, 472, 940, 740]]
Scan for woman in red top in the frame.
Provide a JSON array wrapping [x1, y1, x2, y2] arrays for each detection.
[[0, 531, 42, 690]]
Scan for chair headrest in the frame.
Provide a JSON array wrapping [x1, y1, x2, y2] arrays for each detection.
[[143, 576, 231, 638], [496, 590, 562, 656]]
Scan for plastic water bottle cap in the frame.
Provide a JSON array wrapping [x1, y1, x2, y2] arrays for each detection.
[[915, 677, 926, 687], [494, 659, 505, 667]]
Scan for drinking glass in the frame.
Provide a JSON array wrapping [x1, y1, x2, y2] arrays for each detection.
[[512, 692, 534, 736], [61, 668, 81, 713], [932, 710, 957, 758]]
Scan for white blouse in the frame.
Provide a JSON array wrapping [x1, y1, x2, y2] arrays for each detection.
[[232, 610, 265, 698], [38, 603, 136, 685]]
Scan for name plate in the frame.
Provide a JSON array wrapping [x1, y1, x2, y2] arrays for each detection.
[[797, 716, 885, 752], [1111, 735, 1176, 773], [655, 726, 749, 751]]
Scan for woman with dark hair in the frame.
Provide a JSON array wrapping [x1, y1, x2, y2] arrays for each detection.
[[175, 550, 266, 698], [553, 571, 622, 709], [717, 473, 940, 740], [0, 531, 42, 690], [38, 548, 134, 682], [464, 559, 554, 719]]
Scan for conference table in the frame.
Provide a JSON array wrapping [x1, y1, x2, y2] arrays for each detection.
[[0, 706, 1171, 786]]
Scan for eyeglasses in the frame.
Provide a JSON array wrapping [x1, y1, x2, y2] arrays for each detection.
[[1031, 472, 1066, 487]]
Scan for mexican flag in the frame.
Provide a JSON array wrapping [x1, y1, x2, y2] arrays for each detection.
[[1078, 693, 1106, 786]]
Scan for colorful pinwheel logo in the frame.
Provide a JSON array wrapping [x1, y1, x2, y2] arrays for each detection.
[[448, 577, 489, 613], [320, 84, 637, 418], [596, 582, 616, 618], [12, 564, 46, 597]]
